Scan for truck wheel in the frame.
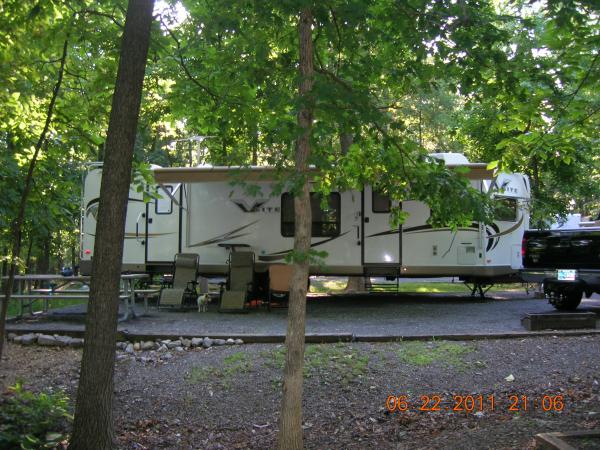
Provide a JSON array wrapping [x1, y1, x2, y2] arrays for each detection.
[[548, 289, 583, 311]]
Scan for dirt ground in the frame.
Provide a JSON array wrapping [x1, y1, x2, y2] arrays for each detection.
[[1, 335, 599, 449]]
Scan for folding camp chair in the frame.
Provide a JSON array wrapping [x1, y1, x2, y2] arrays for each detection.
[[267, 264, 294, 310], [159, 253, 199, 309], [219, 251, 255, 312]]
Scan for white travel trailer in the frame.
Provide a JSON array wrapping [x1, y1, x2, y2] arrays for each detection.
[[80, 154, 530, 284]]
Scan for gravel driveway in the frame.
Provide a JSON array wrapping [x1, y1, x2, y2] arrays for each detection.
[[7, 291, 600, 339], [1, 335, 599, 449]]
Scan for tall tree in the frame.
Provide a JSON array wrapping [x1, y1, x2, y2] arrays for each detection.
[[277, 9, 314, 450], [70, 0, 154, 448], [0, 1, 131, 328], [0, 36, 68, 362]]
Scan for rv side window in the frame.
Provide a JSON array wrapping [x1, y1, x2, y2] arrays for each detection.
[[494, 197, 517, 222], [156, 185, 173, 214], [281, 192, 341, 237], [372, 190, 391, 213]]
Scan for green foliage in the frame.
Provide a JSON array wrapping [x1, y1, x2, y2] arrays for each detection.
[[285, 249, 328, 266], [0, 382, 72, 449], [186, 351, 253, 386], [395, 341, 474, 368], [160, 0, 515, 227], [0, 0, 126, 271], [263, 343, 370, 385], [461, 0, 600, 223], [1, 0, 598, 272]]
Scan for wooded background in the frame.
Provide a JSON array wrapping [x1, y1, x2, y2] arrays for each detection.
[[1, 0, 598, 273]]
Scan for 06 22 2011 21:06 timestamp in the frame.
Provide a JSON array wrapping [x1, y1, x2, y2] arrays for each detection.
[[385, 394, 566, 413]]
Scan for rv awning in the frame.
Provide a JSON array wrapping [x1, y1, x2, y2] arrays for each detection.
[[153, 166, 317, 183], [153, 164, 494, 183], [446, 164, 494, 180]]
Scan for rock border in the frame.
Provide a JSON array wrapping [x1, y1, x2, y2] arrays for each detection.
[[7, 332, 84, 348], [7, 332, 244, 352]]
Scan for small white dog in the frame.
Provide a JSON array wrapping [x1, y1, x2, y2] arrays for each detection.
[[197, 294, 210, 312]]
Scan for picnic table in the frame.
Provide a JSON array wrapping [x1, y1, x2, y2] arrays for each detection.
[[1, 273, 151, 321]]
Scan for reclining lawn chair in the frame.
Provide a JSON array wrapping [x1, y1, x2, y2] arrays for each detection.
[[159, 253, 199, 309], [219, 251, 255, 312], [267, 264, 294, 310]]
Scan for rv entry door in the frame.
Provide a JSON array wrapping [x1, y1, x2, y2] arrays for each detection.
[[362, 186, 400, 265], [146, 184, 180, 264]]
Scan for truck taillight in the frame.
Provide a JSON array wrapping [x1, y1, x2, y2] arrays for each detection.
[[521, 238, 527, 258]]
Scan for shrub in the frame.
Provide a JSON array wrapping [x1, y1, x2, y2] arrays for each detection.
[[0, 382, 72, 449]]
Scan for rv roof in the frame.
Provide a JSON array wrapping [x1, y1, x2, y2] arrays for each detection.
[[152, 164, 493, 183]]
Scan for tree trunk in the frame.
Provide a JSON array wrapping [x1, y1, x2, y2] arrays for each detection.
[[1, 248, 6, 277], [251, 127, 259, 165], [70, 1, 154, 448], [0, 38, 68, 363], [37, 236, 51, 275], [339, 132, 353, 155], [25, 235, 34, 274], [345, 276, 366, 292], [277, 9, 314, 450], [71, 241, 77, 271]]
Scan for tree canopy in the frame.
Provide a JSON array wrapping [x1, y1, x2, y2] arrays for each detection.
[[0, 0, 598, 269]]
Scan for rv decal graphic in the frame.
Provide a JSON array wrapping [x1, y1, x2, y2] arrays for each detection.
[[366, 229, 400, 238], [367, 223, 480, 239], [188, 221, 260, 247], [84, 232, 176, 240], [231, 199, 270, 213], [486, 215, 523, 239], [257, 231, 351, 262], [400, 222, 501, 252], [85, 197, 145, 220], [402, 223, 480, 235], [369, 219, 518, 253], [485, 223, 501, 252]]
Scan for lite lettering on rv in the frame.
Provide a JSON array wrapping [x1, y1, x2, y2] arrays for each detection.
[[231, 199, 279, 213]]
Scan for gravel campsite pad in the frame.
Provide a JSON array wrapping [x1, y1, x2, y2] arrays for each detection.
[[1, 335, 599, 449]]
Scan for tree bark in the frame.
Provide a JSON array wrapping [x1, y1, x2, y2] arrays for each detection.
[[25, 235, 34, 274], [37, 236, 51, 275], [345, 276, 366, 292], [70, 1, 154, 448], [339, 132, 353, 155], [1, 248, 6, 278], [277, 9, 314, 450], [0, 38, 68, 362]]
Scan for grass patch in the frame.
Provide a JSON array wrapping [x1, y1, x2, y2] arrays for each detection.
[[262, 343, 369, 385], [396, 341, 474, 368], [6, 298, 87, 318], [309, 278, 348, 293], [396, 283, 469, 294], [309, 277, 526, 294], [186, 351, 252, 386]]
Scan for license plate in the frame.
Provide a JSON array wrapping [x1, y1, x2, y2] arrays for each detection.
[[557, 269, 577, 281]]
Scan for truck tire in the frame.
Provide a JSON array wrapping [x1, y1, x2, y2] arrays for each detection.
[[547, 288, 583, 311]]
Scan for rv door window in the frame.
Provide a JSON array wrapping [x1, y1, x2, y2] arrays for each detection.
[[156, 185, 173, 214], [281, 192, 341, 237], [494, 197, 517, 222], [372, 190, 391, 213]]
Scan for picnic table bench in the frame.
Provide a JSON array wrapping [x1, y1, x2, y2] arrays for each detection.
[[2, 273, 150, 321]]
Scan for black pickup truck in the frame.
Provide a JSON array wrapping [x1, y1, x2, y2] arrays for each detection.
[[521, 228, 600, 310]]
